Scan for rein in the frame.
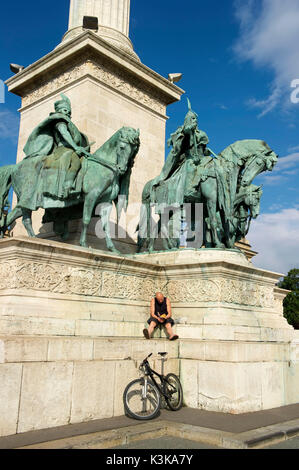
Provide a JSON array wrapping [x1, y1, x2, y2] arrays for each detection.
[[85, 137, 138, 176], [86, 154, 122, 175]]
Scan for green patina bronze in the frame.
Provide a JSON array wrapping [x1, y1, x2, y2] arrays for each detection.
[[0, 94, 140, 253], [0, 94, 277, 254], [137, 100, 278, 252]]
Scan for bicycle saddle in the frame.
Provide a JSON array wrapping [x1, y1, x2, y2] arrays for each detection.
[[158, 352, 168, 357]]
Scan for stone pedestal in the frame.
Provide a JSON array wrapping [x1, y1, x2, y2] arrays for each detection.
[[0, 238, 298, 436], [235, 237, 258, 261]]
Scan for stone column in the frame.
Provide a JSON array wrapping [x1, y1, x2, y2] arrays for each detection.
[[64, 0, 138, 60], [69, 0, 130, 36]]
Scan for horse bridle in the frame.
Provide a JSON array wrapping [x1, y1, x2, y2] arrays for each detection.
[[85, 137, 137, 176]]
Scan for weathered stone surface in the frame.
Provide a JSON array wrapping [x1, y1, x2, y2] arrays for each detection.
[[0, 364, 22, 436], [113, 360, 138, 417], [70, 361, 114, 423], [18, 362, 73, 433], [180, 359, 199, 409], [260, 362, 285, 410], [0, 316, 76, 337], [195, 361, 263, 414], [0, 337, 48, 363], [47, 337, 93, 361]]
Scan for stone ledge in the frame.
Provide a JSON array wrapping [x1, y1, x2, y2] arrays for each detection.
[[0, 335, 179, 363]]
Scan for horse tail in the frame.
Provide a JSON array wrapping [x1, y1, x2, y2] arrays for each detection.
[[136, 198, 151, 252], [142, 179, 154, 204], [0, 165, 13, 224]]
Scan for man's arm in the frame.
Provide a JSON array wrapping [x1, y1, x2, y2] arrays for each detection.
[[55, 122, 89, 157], [166, 298, 172, 319]]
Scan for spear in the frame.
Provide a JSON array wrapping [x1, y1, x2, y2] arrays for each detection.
[[207, 147, 219, 160]]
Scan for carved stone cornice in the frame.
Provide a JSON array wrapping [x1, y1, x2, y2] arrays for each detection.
[[21, 57, 167, 114], [0, 238, 286, 310], [6, 32, 184, 114]]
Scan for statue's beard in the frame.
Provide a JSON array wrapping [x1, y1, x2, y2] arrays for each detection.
[[184, 122, 197, 134]]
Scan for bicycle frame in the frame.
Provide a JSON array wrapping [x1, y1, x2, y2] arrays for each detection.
[[142, 359, 173, 400]]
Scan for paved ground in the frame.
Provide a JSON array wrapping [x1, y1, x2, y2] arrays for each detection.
[[115, 436, 220, 449], [1, 404, 299, 449], [115, 435, 299, 450], [265, 435, 299, 449]]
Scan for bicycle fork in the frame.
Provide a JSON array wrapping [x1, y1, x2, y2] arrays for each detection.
[[142, 376, 148, 412]]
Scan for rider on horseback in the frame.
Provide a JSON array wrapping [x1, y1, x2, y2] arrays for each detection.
[[152, 99, 211, 191], [23, 94, 90, 202]]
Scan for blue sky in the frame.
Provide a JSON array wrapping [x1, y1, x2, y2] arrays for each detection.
[[0, 0, 298, 273]]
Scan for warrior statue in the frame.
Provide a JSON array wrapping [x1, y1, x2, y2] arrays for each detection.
[[0, 95, 140, 252], [152, 98, 210, 190], [137, 100, 278, 252], [22, 94, 90, 206]]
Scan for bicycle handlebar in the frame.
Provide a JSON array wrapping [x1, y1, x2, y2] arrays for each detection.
[[140, 353, 152, 366]]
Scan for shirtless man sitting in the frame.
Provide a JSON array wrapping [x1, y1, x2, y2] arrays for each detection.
[[143, 292, 179, 341]]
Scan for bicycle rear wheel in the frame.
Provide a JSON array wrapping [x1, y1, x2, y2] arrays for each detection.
[[123, 378, 161, 420], [164, 373, 183, 411]]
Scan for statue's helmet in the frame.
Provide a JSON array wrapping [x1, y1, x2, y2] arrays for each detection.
[[54, 94, 72, 114], [184, 98, 198, 127]]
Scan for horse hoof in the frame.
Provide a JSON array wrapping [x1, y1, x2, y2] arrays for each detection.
[[61, 232, 70, 242], [110, 248, 121, 255]]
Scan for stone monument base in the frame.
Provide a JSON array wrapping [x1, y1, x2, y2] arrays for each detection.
[[0, 237, 298, 437]]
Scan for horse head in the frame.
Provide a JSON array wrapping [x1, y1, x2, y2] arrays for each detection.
[[116, 127, 140, 174], [244, 184, 263, 219], [239, 141, 278, 187]]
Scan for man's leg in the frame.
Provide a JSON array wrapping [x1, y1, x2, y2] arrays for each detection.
[[143, 321, 157, 339], [165, 322, 179, 341]]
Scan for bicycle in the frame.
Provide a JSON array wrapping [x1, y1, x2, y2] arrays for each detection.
[[123, 352, 183, 420]]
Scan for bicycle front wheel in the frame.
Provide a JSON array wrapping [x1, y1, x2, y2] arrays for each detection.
[[123, 378, 161, 420], [164, 373, 183, 411]]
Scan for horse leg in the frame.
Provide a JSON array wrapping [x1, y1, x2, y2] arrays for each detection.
[[1, 206, 22, 237], [54, 219, 70, 241], [22, 209, 36, 237], [201, 180, 225, 249], [136, 200, 149, 253], [206, 199, 225, 248], [148, 204, 157, 253], [61, 221, 70, 241], [161, 217, 171, 250], [100, 204, 120, 254], [80, 185, 109, 248]]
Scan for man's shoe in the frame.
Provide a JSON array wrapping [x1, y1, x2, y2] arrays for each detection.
[[143, 329, 150, 339], [169, 335, 179, 341]]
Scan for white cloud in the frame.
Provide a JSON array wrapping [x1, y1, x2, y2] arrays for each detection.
[[249, 208, 299, 274], [274, 152, 299, 170], [0, 109, 19, 140], [234, 0, 299, 116]]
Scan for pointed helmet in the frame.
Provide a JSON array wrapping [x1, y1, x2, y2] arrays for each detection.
[[184, 97, 198, 125], [54, 93, 72, 113]]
